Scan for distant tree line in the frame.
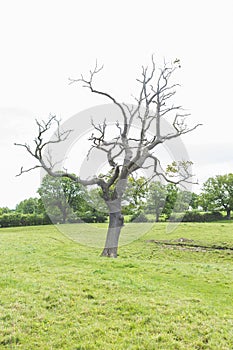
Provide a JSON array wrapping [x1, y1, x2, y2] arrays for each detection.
[[1, 173, 233, 227], [139, 173, 233, 222]]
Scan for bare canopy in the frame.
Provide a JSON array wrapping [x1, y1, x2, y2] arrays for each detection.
[[15, 56, 201, 257]]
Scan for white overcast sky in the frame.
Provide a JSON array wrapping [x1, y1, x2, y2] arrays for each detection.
[[0, 0, 233, 208]]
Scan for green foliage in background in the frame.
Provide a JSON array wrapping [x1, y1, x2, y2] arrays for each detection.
[[200, 173, 233, 219]]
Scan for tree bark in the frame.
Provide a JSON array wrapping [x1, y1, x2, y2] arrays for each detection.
[[62, 209, 67, 224], [226, 209, 231, 220], [101, 211, 124, 258], [155, 209, 160, 222]]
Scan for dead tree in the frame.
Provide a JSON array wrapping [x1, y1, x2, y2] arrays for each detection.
[[15, 57, 201, 258]]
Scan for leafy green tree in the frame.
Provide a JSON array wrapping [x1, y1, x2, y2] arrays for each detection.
[[80, 188, 108, 223], [162, 184, 178, 218], [189, 192, 199, 210], [0, 207, 11, 215], [199, 193, 208, 212], [146, 183, 193, 220], [200, 174, 233, 219], [174, 190, 192, 212], [146, 181, 167, 222], [16, 197, 41, 214], [122, 176, 148, 215], [38, 175, 86, 223]]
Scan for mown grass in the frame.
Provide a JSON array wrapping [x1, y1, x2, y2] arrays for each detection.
[[0, 223, 233, 349]]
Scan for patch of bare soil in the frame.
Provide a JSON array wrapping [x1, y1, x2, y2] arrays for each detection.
[[146, 238, 233, 253]]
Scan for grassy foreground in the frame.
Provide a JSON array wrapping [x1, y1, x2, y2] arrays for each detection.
[[0, 223, 233, 349]]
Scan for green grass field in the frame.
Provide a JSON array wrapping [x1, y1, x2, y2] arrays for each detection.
[[0, 223, 233, 349]]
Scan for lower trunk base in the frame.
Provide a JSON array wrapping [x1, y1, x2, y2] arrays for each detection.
[[101, 247, 118, 258]]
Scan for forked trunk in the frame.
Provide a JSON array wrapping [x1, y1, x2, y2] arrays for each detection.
[[101, 211, 124, 258]]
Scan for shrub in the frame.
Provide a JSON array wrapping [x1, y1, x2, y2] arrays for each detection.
[[0, 213, 51, 228], [79, 211, 107, 223], [183, 211, 204, 222], [130, 211, 148, 223], [169, 211, 223, 222], [0, 211, 108, 227], [202, 211, 223, 222]]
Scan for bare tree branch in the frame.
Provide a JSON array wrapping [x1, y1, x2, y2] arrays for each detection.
[[16, 165, 42, 177], [69, 61, 128, 138], [16, 57, 201, 257], [15, 115, 109, 192]]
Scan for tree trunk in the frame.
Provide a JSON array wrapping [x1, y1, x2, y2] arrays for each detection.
[[101, 211, 124, 258], [155, 209, 160, 222], [226, 209, 231, 220], [62, 210, 66, 224], [57, 201, 67, 224]]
